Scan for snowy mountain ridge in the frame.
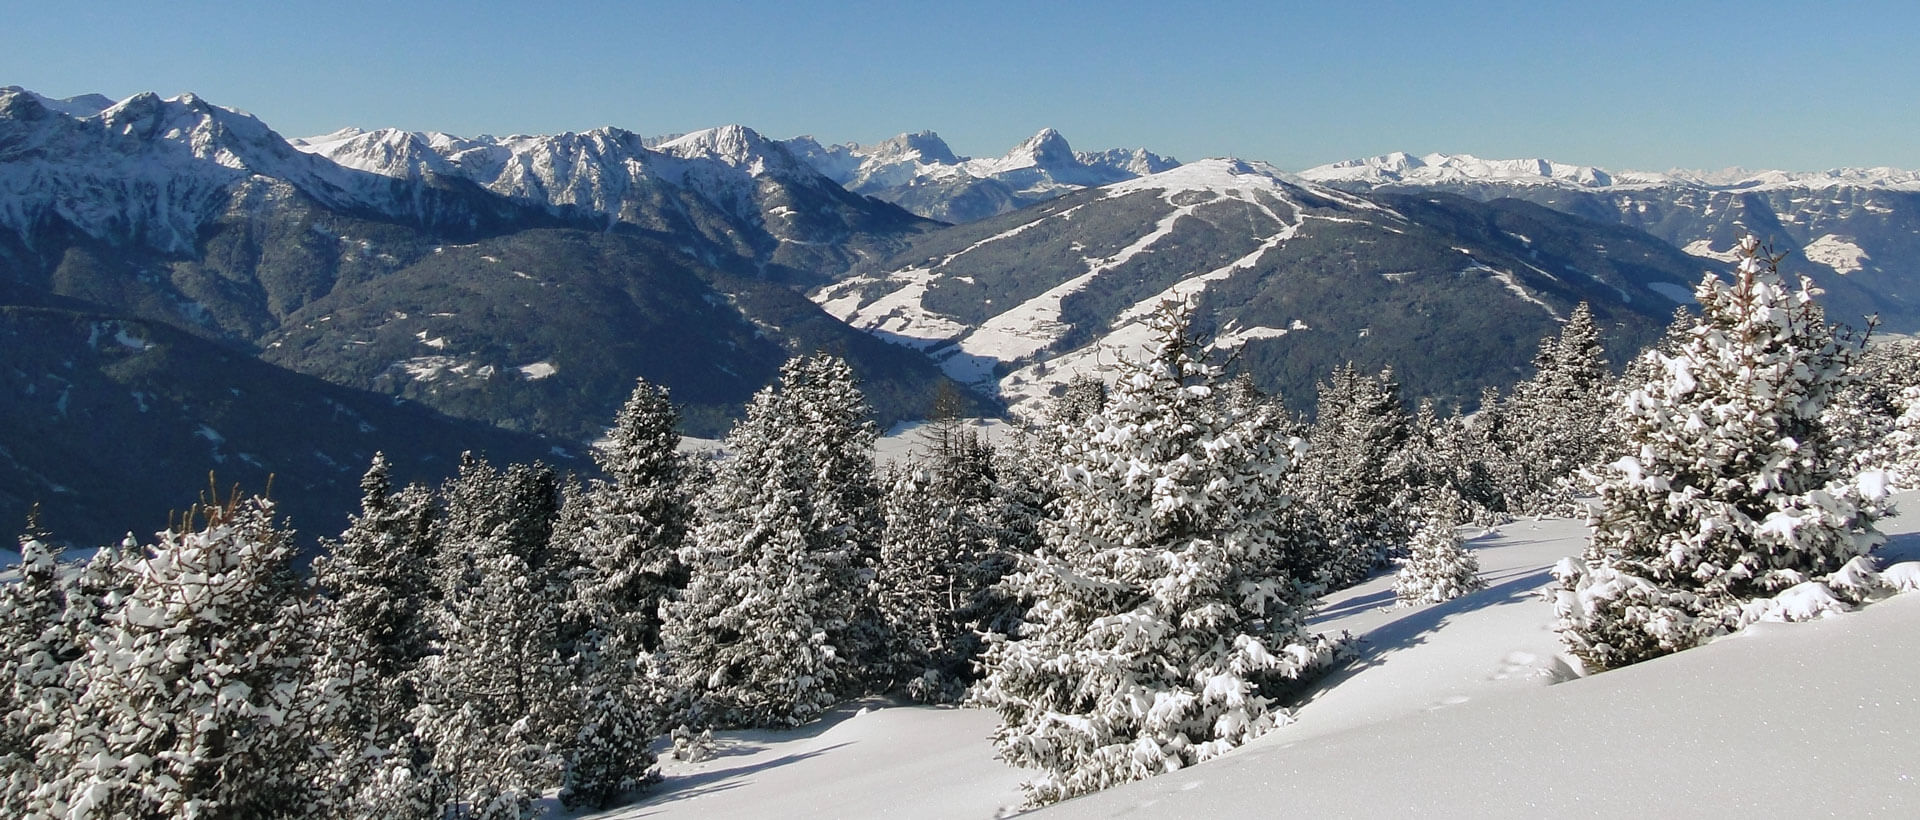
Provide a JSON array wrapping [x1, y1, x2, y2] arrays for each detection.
[[784, 128, 1179, 223], [294, 122, 854, 230], [5, 86, 115, 119], [0, 87, 437, 254], [0, 87, 930, 287], [1303, 151, 1920, 332], [1302, 150, 1920, 192]]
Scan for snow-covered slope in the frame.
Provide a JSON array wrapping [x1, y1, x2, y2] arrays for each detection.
[[785, 128, 1178, 223], [574, 493, 1920, 819], [815, 158, 1695, 416]]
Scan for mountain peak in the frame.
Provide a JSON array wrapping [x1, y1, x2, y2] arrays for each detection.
[[872, 131, 960, 166], [3, 87, 118, 120], [1012, 127, 1074, 165], [657, 124, 818, 181], [0, 86, 50, 120], [659, 124, 768, 156]]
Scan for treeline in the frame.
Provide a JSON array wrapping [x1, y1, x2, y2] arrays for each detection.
[[6, 234, 1920, 816]]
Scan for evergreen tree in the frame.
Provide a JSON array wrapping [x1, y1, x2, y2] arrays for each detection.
[[1446, 387, 1514, 521], [1394, 488, 1486, 606], [1502, 302, 1614, 515], [1891, 383, 1920, 486], [554, 379, 688, 809], [663, 354, 884, 728], [1049, 373, 1109, 428], [415, 457, 572, 820], [28, 496, 323, 818], [1825, 337, 1920, 485], [308, 454, 445, 819], [4, 530, 135, 816], [876, 425, 1012, 702], [1553, 235, 1888, 671], [1292, 363, 1413, 588], [970, 299, 1344, 806], [1, 525, 64, 813]]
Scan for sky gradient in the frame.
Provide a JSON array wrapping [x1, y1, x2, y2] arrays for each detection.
[[5, 0, 1916, 172]]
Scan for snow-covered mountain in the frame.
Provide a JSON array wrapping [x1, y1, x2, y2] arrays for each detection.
[[1303, 152, 1920, 331], [1303, 151, 1649, 189], [0, 87, 980, 459], [0, 87, 557, 266], [817, 158, 1703, 415], [785, 128, 1178, 223], [1303, 151, 1920, 192], [293, 121, 933, 282], [5, 86, 114, 119], [2, 88, 396, 254]]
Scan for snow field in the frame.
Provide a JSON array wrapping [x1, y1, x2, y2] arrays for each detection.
[[576, 492, 1920, 819]]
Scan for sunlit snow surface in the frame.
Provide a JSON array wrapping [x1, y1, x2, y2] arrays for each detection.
[[571, 492, 1920, 819]]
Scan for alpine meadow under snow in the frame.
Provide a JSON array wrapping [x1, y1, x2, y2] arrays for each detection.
[[7, 85, 1920, 819]]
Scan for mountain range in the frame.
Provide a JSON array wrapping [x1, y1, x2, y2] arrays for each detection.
[[0, 87, 976, 544], [4, 85, 1918, 545], [782, 128, 1177, 224], [1300, 152, 1920, 331]]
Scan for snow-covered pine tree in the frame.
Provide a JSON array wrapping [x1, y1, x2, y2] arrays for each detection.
[[1824, 337, 1920, 487], [1553, 235, 1888, 672], [1394, 488, 1485, 606], [1891, 383, 1920, 486], [415, 457, 573, 820], [308, 453, 445, 819], [1049, 373, 1109, 428], [1426, 387, 1511, 524], [1396, 399, 1446, 498], [876, 426, 1012, 702], [1502, 302, 1614, 515], [1, 525, 64, 812], [554, 378, 688, 809], [4, 530, 135, 816], [970, 298, 1344, 806], [663, 354, 885, 728], [1292, 363, 1413, 588], [28, 495, 323, 818]]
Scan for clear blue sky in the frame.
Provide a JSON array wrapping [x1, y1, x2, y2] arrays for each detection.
[[5, 0, 1916, 171]]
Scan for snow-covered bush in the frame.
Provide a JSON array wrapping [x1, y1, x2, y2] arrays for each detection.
[[1394, 489, 1485, 607], [970, 298, 1346, 806], [1554, 235, 1887, 672]]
